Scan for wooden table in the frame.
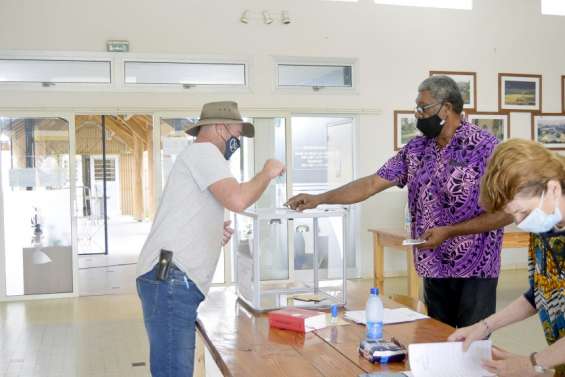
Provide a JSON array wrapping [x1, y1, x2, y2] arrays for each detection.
[[194, 279, 455, 377], [369, 227, 530, 300]]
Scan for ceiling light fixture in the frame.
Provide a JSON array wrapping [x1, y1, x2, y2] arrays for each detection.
[[281, 10, 291, 24], [240, 10, 249, 24], [263, 11, 273, 24]]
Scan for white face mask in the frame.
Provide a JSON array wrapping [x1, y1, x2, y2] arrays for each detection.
[[517, 191, 562, 234]]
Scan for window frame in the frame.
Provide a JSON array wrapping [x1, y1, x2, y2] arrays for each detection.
[[117, 53, 251, 93], [373, 0, 472, 10], [273, 56, 359, 94], [0, 51, 252, 94], [0, 51, 114, 91], [541, 0, 565, 16]]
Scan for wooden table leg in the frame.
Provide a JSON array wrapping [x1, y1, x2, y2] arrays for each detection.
[[373, 232, 384, 294], [194, 328, 206, 377], [406, 248, 419, 300]]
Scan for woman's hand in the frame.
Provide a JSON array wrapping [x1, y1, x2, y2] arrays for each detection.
[[482, 348, 540, 377], [447, 320, 490, 351]]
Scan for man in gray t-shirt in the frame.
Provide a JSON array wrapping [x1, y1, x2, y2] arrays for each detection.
[[136, 101, 285, 377]]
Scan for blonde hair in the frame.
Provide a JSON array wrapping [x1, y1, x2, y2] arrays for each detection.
[[481, 139, 565, 212]]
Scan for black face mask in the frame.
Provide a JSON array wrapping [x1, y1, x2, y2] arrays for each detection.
[[416, 113, 445, 138]]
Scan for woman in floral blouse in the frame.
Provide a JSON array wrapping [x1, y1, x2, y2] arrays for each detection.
[[449, 139, 565, 377]]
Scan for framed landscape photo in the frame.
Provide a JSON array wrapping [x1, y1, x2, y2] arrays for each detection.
[[430, 71, 476, 111], [468, 112, 510, 142], [561, 75, 565, 113], [394, 110, 420, 150], [499, 73, 542, 112], [531, 113, 565, 150]]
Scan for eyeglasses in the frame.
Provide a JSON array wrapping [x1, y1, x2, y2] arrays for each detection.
[[415, 102, 441, 115], [222, 124, 241, 139]]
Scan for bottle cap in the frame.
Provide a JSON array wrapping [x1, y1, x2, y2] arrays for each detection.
[[370, 287, 379, 295], [331, 304, 338, 317]]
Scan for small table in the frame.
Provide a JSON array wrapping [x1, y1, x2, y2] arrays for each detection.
[[369, 227, 530, 300]]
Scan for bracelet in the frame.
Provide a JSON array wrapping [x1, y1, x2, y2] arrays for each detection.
[[530, 352, 554, 374], [482, 319, 493, 336]]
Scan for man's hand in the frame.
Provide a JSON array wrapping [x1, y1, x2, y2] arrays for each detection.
[[263, 159, 286, 179], [417, 226, 453, 249], [221, 220, 234, 246], [447, 320, 491, 351], [482, 348, 539, 377], [285, 193, 321, 211]]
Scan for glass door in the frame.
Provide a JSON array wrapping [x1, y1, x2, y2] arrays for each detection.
[[0, 116, 73, 296], [240, 118, 288, 281], [290, 116, 356, 278], [74, 115, 155, 256]]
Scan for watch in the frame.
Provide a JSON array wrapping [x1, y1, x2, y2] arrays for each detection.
[[530, 352, 553, 374]]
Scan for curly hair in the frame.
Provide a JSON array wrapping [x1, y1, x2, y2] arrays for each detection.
[[480, 139, 565, 212]]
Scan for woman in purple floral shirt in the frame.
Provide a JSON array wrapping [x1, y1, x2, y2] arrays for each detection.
[[286, 75, 513, 328]]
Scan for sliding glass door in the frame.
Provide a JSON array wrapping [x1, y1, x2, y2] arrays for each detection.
[[74, 115, 155, 256]]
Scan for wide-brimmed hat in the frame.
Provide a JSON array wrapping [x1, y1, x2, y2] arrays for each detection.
[[185, 101, 254, 137]]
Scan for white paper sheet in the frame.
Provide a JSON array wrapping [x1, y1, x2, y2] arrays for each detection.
[[344, 308, 429, 325], [408, 340, 495, 377]]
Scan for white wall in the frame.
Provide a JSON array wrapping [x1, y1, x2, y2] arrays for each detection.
[[1, 0, 563, 277]]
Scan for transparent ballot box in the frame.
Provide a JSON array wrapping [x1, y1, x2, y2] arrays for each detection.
[[234, 207, 348, 311]]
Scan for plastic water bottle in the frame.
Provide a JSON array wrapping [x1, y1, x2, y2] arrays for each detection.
[[330, 304, 338, 324], [365, 287, 384, 341], [404, 203, 411, 236]]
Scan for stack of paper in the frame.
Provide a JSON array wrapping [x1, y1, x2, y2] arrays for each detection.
[[409, 340, 495, 377], [344, 308, 429, 325]]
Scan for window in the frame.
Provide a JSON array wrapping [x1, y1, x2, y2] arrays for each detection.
[[277, 64, 353, 89], [124, 61, 246, 87], [0, 59, 111, 84], [1, 117, 73, 296], [93, 158, 116, 181], [373, 0, 472, 10], [541, 0, 565, 15]]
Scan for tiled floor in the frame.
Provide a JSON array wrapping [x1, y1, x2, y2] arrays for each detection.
[[0, 269, 547, 377]]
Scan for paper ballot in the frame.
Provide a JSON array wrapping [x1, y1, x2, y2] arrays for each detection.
[[345, 308, 429, 325], [408, 340, 495, 377]]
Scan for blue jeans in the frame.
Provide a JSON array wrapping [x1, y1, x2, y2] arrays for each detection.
[[137, 264, 205, 377]]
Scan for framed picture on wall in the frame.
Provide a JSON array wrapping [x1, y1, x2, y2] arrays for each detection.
[[429, 71, 476, 111], [561, 75, 565, 113], [531, 113, 565, 150], [467, 112, 510, 143], [499, 73, 542, 112], [394, 110, 420, 150]]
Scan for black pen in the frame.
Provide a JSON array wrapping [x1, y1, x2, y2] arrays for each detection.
[[391, 336, 404, 348]]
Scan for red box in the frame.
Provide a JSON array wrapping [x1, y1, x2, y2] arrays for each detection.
[[268, 307, 327, 333]]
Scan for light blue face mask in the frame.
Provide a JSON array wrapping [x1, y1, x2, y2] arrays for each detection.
[[517, 191, 562, 234]]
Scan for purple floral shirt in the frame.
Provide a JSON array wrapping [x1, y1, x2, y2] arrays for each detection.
[[377, 121, 503, 278]]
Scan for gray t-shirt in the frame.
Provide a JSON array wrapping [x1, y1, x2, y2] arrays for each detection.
[[136, 142, 232, 295]]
